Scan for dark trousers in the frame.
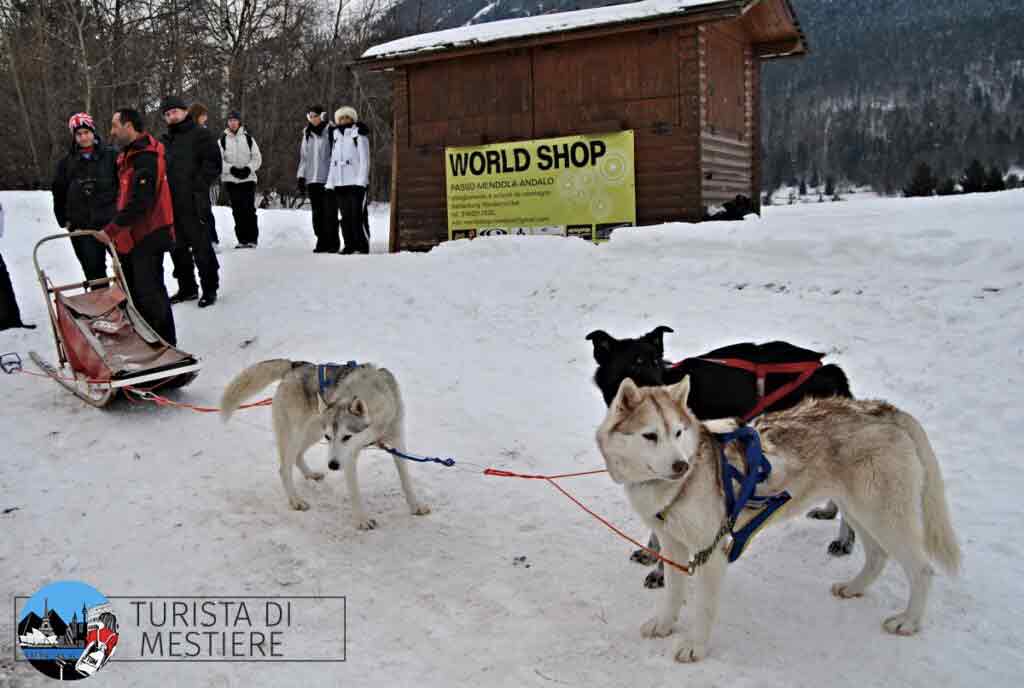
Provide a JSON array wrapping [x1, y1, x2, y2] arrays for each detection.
[[335, 186, 369, 254], [70, 232, 107, 283], [170, 196, 219, 296], [120, 231, 176, 345], [0, 251, 27, 329], [308, 183, 339, 252], [225, 181, 258, 245]]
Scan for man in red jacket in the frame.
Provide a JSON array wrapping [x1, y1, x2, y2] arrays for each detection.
[[103, 108, 177, 345]]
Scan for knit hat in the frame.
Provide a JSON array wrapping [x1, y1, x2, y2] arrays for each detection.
[[227, 110, 242, 122], [334, 106, 358, 124], [160, 95, 188, 113], [68, 112, 95, 135]]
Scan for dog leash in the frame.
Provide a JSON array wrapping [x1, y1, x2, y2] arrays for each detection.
[[381, 445, 456, 468]]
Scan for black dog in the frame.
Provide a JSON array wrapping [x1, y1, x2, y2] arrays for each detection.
[[587, 326, 855, 588]]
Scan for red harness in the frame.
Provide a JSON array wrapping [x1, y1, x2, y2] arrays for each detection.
[[672, 357, 822, 421]]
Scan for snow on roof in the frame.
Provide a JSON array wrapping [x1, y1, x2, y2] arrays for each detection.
[[362, 0, 738, 61]]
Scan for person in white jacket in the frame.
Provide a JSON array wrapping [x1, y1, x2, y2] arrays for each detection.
[[327, 106, 370, 254], [220, 111, 263, 248], [296, 106, 338, 253], [0, 201, 36, 330]]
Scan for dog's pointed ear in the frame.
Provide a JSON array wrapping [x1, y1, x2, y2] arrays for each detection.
[[643, 325, 674, 358], [317, 393, 327, 416], [349, 398, 367, 417], [586, 330, 616, 364], [667, 375, 691, 408], [613, 377, 644, 412], [703, 418, 741, 434]]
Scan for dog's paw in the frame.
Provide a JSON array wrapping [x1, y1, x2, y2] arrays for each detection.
[[807, 505, 838, 520], [828, 537, 855, 556], [305, 471, 325, 481], [882, 613, 921, 636], [355, 517, 378, 531], [672, 640, 707, 663], [410, 503, 431, 516], [644, 570, 665, 589], [289, 496, 310, 511], [831, 582, 864, 599], [631, 548, 659, 566], [640, 616, 675, 639]]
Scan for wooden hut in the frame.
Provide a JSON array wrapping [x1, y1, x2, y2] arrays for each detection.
[[358, 0, 807, 252]]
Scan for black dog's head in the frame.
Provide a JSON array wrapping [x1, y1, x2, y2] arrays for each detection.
[[586, 326, 673, 406]]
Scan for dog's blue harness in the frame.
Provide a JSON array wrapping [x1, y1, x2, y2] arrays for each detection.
[[717, 426, 791, 563], [656, 426, 791, 568], [317, 360, 359, 401]]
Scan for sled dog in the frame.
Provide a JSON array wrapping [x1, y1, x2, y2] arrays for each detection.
[[586, 326, 855, 591], [595, 377, 960, 663], [221, 360, 430, 528]]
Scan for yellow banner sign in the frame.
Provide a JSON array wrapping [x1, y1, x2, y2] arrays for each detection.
[[445, 131, 636, 241]]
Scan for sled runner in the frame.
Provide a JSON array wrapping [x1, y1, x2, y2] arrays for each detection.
[[30, 230, 200, 407]]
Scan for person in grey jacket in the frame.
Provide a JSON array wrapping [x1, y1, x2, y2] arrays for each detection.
[[296, 106, 338, 253]]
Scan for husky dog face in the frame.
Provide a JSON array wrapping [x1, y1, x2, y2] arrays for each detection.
[[586, 326, 673, 406], [596, 377, 702, 484], [321, 397, 372, 471]]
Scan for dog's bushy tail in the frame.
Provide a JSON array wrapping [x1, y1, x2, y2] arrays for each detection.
[[220, 359, 293, 423], [898, 412, 961, 574]]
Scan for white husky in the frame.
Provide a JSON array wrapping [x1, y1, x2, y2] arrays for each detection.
[[596, 377, 960, 662], [221, 359, 430, 529]]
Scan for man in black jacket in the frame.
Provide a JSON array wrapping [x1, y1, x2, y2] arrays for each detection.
[[160, 96, 221, 308], [51, 112, 117, 283]]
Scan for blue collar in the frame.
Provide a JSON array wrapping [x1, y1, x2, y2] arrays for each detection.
[[716, 426, 791, 563]]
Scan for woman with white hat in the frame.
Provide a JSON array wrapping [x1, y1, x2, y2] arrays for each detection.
[[327, 106, 370, 254]]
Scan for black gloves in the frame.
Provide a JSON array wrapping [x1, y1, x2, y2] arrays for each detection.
[[296, 177, 306, 192], [230, 166, 251, 179]]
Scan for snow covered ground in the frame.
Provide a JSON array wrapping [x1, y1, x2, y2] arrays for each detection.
[[1, 189, 1022, 686]]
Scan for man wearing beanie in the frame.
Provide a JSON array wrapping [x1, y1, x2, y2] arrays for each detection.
[[160, 95, 222, 308], [296, 106, 337, 252], [327, 106, 371, 254], [219, 110, 263, 248], [51, 112, 118, 283]]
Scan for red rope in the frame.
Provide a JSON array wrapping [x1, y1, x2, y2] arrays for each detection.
[[484, 468, 692, 575]]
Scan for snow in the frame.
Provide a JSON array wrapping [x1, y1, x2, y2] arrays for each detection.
[[2, 189, 1024, 686], [362, 0, 731, 60]]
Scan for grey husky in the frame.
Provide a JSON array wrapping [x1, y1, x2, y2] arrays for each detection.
[[596, 377, 960, 662], [221, 360, 430, 529]]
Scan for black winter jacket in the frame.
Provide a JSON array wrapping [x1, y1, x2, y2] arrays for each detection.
[[52, 139, 119, 230], [160, 115, 222, 220]]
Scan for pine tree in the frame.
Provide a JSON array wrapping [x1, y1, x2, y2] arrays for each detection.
[[984, 165, 1006, 192], [961, 160, 987, 193], [903, 162, 936, 197]]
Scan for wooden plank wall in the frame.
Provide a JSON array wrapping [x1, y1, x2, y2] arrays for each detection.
[[699, 21, 755, 210], [393, 26, 707, 251]]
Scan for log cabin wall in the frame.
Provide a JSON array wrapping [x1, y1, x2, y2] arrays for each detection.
[[391, 26, 704, 252], [699, 20, 756, 211]]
